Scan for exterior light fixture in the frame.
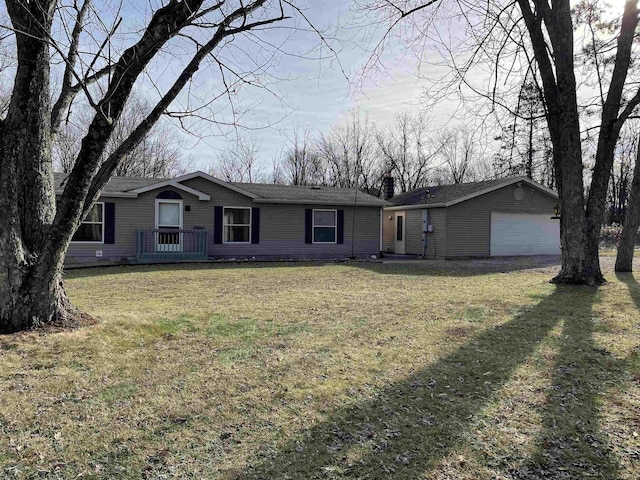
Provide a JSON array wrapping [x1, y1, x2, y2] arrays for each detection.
[[551, 204, 560, 220]]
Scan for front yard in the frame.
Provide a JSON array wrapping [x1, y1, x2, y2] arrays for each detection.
[[1, 259, 639, 479]]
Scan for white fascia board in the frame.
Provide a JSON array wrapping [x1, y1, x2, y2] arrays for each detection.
[[172, 182, 211, 201], [385, 177, 558, 211], [518, 177, 559, 199], [170, 171, 259, 199], [129, 179, 210, 200], [445, 176, 558, 207], [128, 171, 256, 200]]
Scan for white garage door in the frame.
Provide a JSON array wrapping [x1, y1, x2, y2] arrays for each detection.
[[490, 212, 560, 256]]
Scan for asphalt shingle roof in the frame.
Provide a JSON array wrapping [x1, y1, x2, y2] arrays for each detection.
[[53, 172, 163, 194], [53, 172, 387, 206], [389, 177, 523, 206], [233, 182, 386, 206]]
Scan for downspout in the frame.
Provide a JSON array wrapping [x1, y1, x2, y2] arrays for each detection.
[[350, 187, 358, 259], [379, 207, 384, 258]]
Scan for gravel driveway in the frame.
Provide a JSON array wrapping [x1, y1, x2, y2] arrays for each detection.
[[381, 254, 640, 278]]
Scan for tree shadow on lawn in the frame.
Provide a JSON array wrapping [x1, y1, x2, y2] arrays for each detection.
[[615, 271, 640, 310], [64, 255, 562, 280], [240, 286, 624, 479], [513, 291, 626, 479], [63, 260, 365, 279]]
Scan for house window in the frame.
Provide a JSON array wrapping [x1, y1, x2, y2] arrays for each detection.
[[72, 203, 104, 243], [313, 209, 336, 243], [396, 215, 403, 241], [224, 207, 251, 243]]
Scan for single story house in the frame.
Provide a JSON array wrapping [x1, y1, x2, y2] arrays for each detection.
[[383, 176, 560, 259], [55, 171, 387, 266]]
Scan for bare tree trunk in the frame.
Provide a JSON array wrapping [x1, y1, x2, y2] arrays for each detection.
[[0, 244, 72, 333], [549, 125, 600, 284], [615, 141, 640, 272], [0, 1, 71, 332], [516, 0, 607, 284]]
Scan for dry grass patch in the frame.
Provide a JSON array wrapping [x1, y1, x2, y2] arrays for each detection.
[[0, 260, 638, 479]]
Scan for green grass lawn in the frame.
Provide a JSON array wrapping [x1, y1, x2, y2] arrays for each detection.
[[1, 260, 639, 479], [599, 246, 640, 257]]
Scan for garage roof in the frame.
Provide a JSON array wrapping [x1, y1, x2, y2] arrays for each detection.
[[387, 176, 557, 209]]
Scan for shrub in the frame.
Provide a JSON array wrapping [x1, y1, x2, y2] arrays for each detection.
[[600, 223, 622, 248], [600, 223, 640, 248]]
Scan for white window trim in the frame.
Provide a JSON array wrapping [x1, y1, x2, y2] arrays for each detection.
[[71, 202, 105, 244], [312, 209, 337, 244], [223, 206, 252, 244], [155, 199, 184, 229]]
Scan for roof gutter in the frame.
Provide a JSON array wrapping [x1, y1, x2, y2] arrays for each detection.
[[55, 190, 139, 198], [252, 198, 389, 207], [385, 203, 446, 211]]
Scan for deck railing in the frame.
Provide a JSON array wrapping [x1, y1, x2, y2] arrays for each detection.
[[135, 229, 208, 261]]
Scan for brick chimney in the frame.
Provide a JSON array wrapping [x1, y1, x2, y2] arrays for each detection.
[[383, 172, 395, 200]]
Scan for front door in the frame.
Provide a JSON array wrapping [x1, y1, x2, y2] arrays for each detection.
[[395, 212, 406, 254], [156, 200, 183, 252]]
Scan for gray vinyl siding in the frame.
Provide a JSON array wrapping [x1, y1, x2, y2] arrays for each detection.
[[182, 177, 381, 257], [424, 208, 446, 260], [445, 184, 557, 258], [404, 210, 424, 255], [65, 185, 206, 266], [64, 179, 382, 265], [65, 197, 134, 266], [400, 208, 446, 259], [181, 177, 254, 208], [210, 204, 380, 258]]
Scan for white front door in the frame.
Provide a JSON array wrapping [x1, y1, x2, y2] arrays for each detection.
[[156, 200, 183, 252], [395, 212, 406, 254]]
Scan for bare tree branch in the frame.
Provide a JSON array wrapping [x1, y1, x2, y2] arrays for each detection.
[[50, 0, 91, 135]]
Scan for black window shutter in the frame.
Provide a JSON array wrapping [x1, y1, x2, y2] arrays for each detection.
[[214, 206, 223, 244], [337, 209, 345, 244], [305, 209, 313, 244], [251, 207, 260, 244], [104, 202, 116, 244]]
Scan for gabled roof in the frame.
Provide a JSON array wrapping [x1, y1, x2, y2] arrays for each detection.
[[53, 171, 388, 206], [386, 176, 557, 210], [130, 171, 257, 200], [53, 172, 162, 197]]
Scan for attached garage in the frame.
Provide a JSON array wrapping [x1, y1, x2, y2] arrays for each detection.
[[490, 212, 560, 256], [383, 176, 560, 259]]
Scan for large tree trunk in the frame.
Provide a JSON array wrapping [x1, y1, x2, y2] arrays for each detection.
[[615, 141, 640, 272], [0, 250, 72, 333], [579, 0, 640, 281], [543, 5, 604, 285], [516, 0, 604, 285], [514, 0, 640, 285], [549, 129, 603, 284], [0, 1, 73, 332]]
